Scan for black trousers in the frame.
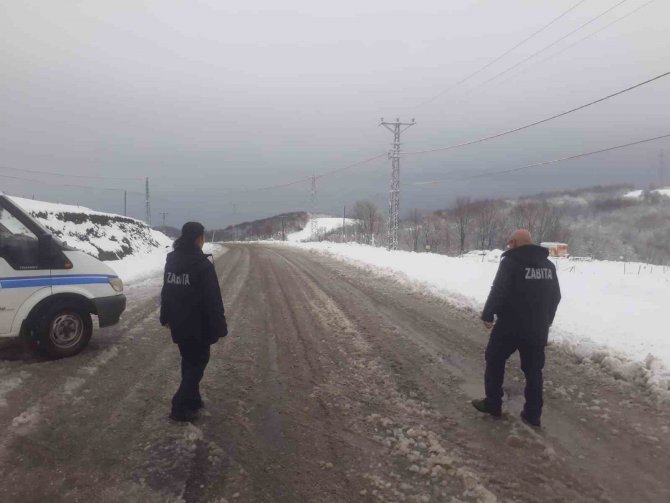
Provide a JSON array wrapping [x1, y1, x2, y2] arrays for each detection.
[[484, 328, 546, 419], [172, 339, 211, 415]]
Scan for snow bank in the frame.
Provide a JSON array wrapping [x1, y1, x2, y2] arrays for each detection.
[[105, 249, 171, 285], [287, 217, 357, 242], [9, 195, 172, 261], [623, 189, 644, 199], [106, 242, 224, 285], [285, 241, 670, 395]]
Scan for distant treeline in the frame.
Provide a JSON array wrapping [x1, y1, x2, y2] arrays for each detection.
[[332, 184, 670, 265], [198, 184, 670, 265]]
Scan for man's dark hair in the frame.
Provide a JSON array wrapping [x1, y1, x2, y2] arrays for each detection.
[[174, 221, 205, 251]]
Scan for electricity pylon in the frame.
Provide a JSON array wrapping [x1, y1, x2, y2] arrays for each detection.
[[380, 118, 415, 250]]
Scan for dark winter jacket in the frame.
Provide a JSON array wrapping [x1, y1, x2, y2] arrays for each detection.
[[481, 244, 561, 344], [160, 248, 227, 345]]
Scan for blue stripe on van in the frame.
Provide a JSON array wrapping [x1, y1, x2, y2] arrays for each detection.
[[0, 274, 113, 289]]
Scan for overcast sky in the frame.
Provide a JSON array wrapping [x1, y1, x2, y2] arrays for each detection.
[[1, 0, 669, 227]]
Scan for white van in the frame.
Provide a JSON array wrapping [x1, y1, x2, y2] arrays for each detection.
[[0, 193, 126, 358]]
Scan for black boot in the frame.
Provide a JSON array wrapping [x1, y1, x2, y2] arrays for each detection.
[[471, 398, 502, 418], [169, 409, 198, 423], [520, 410, 541, 428], [190, 398, 205, 411]]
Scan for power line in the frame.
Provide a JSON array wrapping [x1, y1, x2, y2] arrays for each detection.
[[415, 0, 588, 108], [212, 64, 665, 204], [1, 154, 384, 206], [226, 175, 313, 196], [401, 69, 670, 156], [190, 152, 387, 199], [0, 172, 143, 195], [497, 0, 658, 86], [0, 164, 143, 182], [413, 133, 670, 186], [464, 0, 631, 94], [315, 153, 387, 180]]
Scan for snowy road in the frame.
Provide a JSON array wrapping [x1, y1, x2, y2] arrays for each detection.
[[0, 243, 669, 502]]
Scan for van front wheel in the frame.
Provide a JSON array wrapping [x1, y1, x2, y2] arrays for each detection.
[[31, 303, 93, 358]]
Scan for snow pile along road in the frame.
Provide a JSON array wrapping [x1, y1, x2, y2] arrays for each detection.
[[284, 241, 670, 394], [106, 242, 223, 285], [287, 216, 357, 242]]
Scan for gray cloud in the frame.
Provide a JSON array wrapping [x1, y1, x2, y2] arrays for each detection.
[[1, 0, 668, 227]]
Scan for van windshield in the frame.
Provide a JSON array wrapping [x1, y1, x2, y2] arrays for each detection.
[[0, 207, 37, 240]]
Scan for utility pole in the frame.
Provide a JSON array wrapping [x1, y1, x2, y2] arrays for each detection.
[[380, 117, 415, 250], [342, 205, 346, 242], [281, 216, 286, 241], [124, 191, 127, 216], [161, 212, 168, 228], [311, 174, 317, 241], [145, 177, 151, 225], [659, 150, 666, 187]]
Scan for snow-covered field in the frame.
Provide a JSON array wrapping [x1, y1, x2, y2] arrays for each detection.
[[283, 241, 670, 394], [287, 216, 356, 242]]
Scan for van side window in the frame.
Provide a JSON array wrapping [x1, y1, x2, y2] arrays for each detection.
[[0, 208, 40, 270]]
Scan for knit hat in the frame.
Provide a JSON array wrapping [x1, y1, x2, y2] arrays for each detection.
[[174, 221, 205, 250]]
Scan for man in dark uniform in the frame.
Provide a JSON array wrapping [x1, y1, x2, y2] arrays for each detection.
[[472, 229, 561, 427], [160, 222, 228, 422]]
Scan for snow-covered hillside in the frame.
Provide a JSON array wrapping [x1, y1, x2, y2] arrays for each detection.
[[283, 241, 670, 395], [7, 195, 181, 284], [624, 187, 670, 199], [10, 196, 172, 261], [287, 216, 357, 242]]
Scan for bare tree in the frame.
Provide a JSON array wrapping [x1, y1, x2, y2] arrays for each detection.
[[442, 216, 452, 254], [473, 200, 501, 250], [534, 203, 563, 243], [352, 200, 381, 245], [422, 214, 443, 253], [509, 201, 563, 243], [453, 198, 473, 254], [509, 202, 541, 235], [406, 208, 422, 252]]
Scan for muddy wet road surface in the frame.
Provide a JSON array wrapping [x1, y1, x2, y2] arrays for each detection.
[[1, 243, 669, 502]]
